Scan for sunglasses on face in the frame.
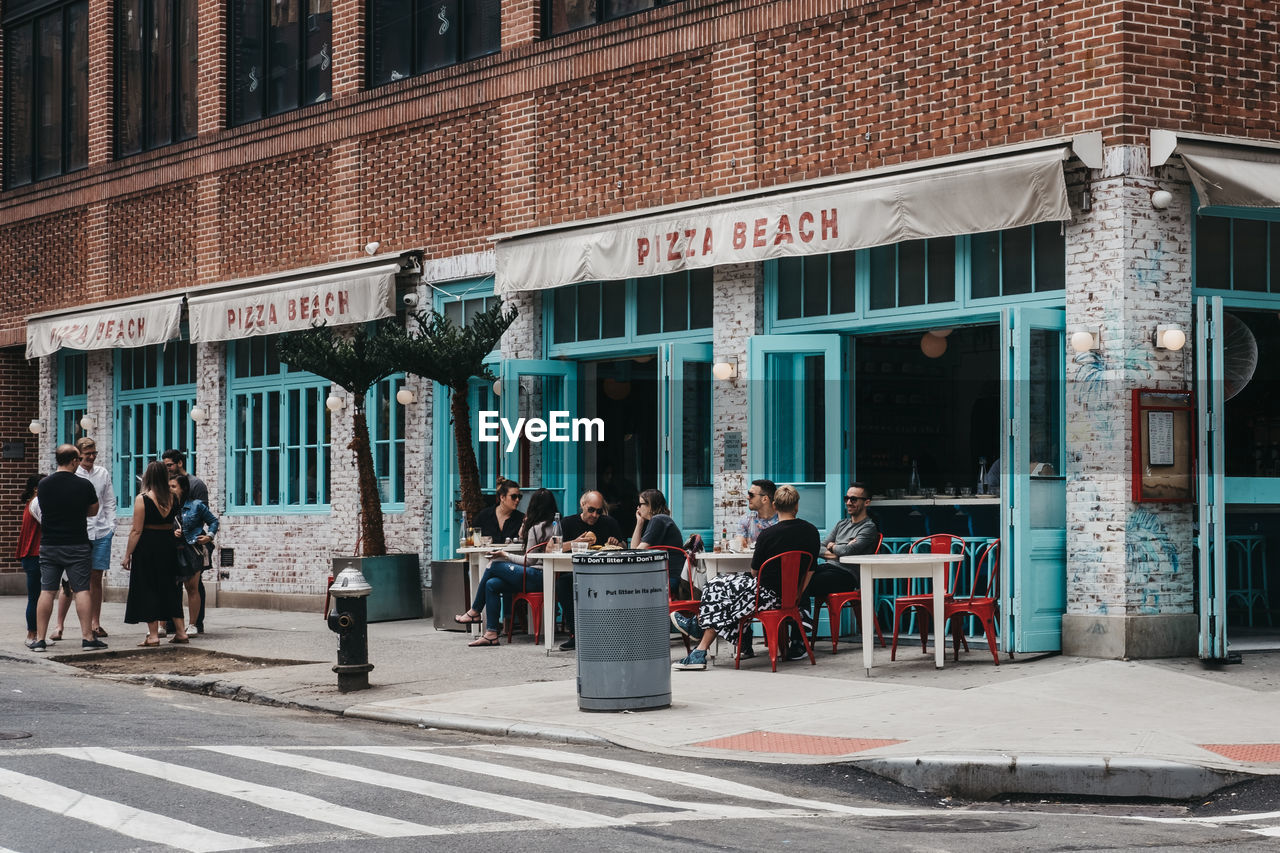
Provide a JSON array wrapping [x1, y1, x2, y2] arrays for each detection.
[[583, 506, 602, 515], [506, 493, 522, 501], [747, 491, 761, 499], [846, 496, 866, 502]]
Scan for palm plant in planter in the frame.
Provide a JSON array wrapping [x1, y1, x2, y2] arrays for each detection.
[[392, 298, 517, 530]]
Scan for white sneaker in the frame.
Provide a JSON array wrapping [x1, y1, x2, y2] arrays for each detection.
[[187, 626, 198, 636], [157, 628, 167, 638]]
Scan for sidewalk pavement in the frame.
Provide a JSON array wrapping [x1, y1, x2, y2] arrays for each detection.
[[5, 600, 1280, 800]]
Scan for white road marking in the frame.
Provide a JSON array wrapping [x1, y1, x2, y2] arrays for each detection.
[[48, 747, 445, 838], [0, 767, 264, 852], [200, 745, 623, 830]]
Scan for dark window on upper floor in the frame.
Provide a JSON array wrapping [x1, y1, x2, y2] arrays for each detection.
[[545, 0, 681, 37], [3, 0, 88, 188], [368, 0, 500, 86], [229, 0, 331, 127], [116, 0, 198, 156]]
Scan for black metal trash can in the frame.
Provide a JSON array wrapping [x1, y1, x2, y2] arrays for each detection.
[[573, 549, 672, 712]]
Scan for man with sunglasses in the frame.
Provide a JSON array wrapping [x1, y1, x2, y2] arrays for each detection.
[[805, 483, 879, 603], [735, 479, 780, 551], [555, 490, 624, 651]]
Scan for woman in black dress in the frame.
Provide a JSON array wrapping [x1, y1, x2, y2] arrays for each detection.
[[122, 461, 189, 645]]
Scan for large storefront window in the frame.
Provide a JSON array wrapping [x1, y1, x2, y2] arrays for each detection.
[[229, 0, 331, 127], [3, 0, 89, 187], [550, 269, 711, 347], [56, 350, 87, 445], [367, 373, 407, 506], [227, 335, 331, 509], [116, 0, 198, 156], [367, 0, 500, 87], [115, 341, 198, 508]]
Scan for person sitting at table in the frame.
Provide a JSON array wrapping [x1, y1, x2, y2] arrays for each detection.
[[454, 488, 558, 647], [671, 485, 819, 670], [806, 482, 879, 600], [472, 478, 524, 544], [630, 488, 684, 597], [554, 490, 625, 652], [735, 479, 780, 551]]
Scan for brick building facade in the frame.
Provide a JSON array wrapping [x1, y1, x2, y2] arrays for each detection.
[[2, 0, 1278, 658]]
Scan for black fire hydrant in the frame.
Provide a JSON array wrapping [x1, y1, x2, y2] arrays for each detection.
[[327, 561, 374, 692]]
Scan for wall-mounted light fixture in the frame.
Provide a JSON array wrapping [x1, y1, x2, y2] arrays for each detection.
[[1154, 324, 1187, 351], [189, 404, 208, 424], [1069, 327, 1100, 353], [712, 360, 738, 381], [364, 241, 381, 256], [79, 414, 96, 432], [395, 386, 416, 406], [920, 333, 947, 359], [28, 419, 42, 435], [1151, 190, 1173, 210], [492, 379, 502, 397], [326, 393, 345, 412]]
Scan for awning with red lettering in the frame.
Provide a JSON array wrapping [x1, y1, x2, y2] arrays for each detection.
[[494, 147, 1071, 293], [26, 296, 184, 359], [187, 263, 400, 343]]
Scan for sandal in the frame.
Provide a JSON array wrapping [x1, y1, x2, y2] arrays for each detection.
[[453, 611, 481, 625], [49, 629, 63, 641], [467, 634, 500, 647], [170, 635, 190, 644], [137, 638, 160, 647], [92, 627, 108, 638]]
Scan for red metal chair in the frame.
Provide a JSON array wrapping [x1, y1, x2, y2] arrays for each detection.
[[818, 534, 885, 654], [652, 545, 698, 652], [506, 541, 548, 644], [944, 540, 1000, 665], [889, 534, 966, 661], [735, 550, 816, 672]]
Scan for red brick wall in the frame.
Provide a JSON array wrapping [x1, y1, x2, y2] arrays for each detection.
[[107, 183, 199, 296], [0, 348, 39, 575], [0, 211, 88, 341], [218, 150, 333, 278]]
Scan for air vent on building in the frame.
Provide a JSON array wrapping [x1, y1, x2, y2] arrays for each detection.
[[219, 548, 234, 567]]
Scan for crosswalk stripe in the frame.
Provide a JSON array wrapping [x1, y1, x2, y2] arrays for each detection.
[[0, 767, 264, 853], [201, 746, 623, 830], [333, 746, 782, 820], [48, 747, 446, 838], [475, 745, 925, 817]]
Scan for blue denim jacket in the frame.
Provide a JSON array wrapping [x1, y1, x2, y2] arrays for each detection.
[[179, 499, 220, 545]]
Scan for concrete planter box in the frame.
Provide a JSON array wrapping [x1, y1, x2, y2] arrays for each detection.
[[334, 554, 423, 623]]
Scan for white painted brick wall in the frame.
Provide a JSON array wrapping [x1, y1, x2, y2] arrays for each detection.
[[711, 262, 761, 535]]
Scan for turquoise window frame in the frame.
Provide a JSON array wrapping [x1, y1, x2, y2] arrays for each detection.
[[113, 340, 198, 510], [764, 228, 1066, 334], [366, 372, 407, 511], [56, 349, 88, 446], [225, 335, 331, 514], [431, 277, 502, 559], [545, 271, 714, 358]]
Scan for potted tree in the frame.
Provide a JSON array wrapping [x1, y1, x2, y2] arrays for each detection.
[[276, 320, 423, 621]]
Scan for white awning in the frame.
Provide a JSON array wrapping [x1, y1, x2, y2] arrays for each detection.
[[187, 263, 400, 343], [1178, 141, 1280, 209], [26, 297, 183, 359], [495, 147, 1071, 293]]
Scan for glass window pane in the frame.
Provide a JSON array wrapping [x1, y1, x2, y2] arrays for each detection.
[[370, 0, 412, 84], [1196, 215, 1230, 291], [608, 0, 654, 18], [970, 231, 1000, 299], [803, 355, 825, 481], [636, 276, 660, 335], [553, 288, 576, 343], [548, 0, 597, 34], [36, 13, 63, 180], [1033, 222, 1064, 292], [305, 0, 331, 103], [927, 237, 955, 303], [418, 0, 459, 71], [869, 244, 896, 310], [117, 0, 143, 156], [775, 258, 801, 320], [1271, 224, 1280, 294], [269, 0, 301, 114], [1002, 225, 1033, 295], [177, 0, 198, 139], [576, 281, 600, 341], [602, 280, 626, 338], [689, 268, 712, 329], [231, 0, 265, 125], [829, 251, 855, 314], [464, 0, 500, 59], [147, 0, 174, 148], [65, 2, 89, 171], [5, 23, 35, 186], [1232, 218, 1268, 292], [898, 240, 926, 307], [662, 274, 687, 332], [802, 254, 827, 317]]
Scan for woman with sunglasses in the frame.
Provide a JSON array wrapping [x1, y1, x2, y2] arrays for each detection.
[[474, 478, 524, 543]]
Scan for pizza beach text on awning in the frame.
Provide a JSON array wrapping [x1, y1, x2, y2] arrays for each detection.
[[26, 296, 184, 359], [494, 144, 1080, 294], [1151, 129, 1280, 210]]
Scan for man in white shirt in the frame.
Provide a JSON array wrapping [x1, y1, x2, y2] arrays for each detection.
[[74, 437, 115, 639]]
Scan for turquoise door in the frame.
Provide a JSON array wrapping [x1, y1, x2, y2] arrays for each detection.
[[499, 359, 579, 518], [658, 343, 714, 542], [432, 376, 500, 558], [748, 335, 843, 534], [1196, 295, 1228, 660], [1000, 307, 1067, 653]]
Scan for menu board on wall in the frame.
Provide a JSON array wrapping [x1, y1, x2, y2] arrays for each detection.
[[1132, 390, 1194, 503]]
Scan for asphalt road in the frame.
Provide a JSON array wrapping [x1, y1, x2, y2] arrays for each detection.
[[2, 659, 1278, 852]]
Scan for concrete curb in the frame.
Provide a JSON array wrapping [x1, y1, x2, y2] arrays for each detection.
[[343, 707, 609, 746], [855, 754, 1253, 800], [104, 673, 345, 716]]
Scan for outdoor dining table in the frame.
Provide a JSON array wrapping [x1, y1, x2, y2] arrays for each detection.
[[456, 544, 523, 636], [693, 549, 755, 582], [840, 552, 964, 676]]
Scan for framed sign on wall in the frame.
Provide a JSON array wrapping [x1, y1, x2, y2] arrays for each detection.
[[1132, 389, 1194, 503]]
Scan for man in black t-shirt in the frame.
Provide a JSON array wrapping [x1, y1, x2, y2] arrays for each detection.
[[30, 444, 102, 652], [555, 490, 624, 651]]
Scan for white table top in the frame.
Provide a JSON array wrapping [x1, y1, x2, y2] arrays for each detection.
[[457, 544, 524, 554], [840, 552, 964, 565]]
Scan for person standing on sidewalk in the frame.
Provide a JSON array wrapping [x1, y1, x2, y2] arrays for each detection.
[[122, 461, 189, 646], [175, 474, 218, 634], [163, 449, 208, 634], [29, 445, 103, 652], [47, 438, 116, 641], [17, 473, 44, 647]]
